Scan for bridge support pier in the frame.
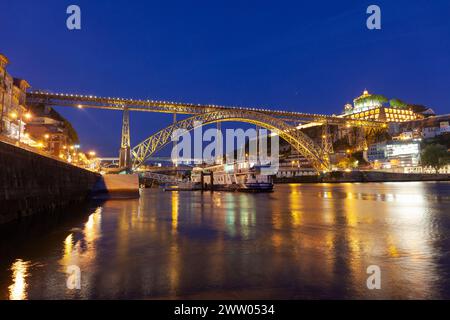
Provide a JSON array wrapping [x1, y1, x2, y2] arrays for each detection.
[[173, 113, 177, 166], [119, 107, 132, 170], [355, 127, 368, 152], [119, 146, 131, 170], [321, 123, 333, 169]]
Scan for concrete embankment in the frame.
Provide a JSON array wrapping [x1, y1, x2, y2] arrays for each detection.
[[0, 141, 100, 224], [91, 173, 140, 199], [322, 171, 450, 183], [274, 171, 450, 184]]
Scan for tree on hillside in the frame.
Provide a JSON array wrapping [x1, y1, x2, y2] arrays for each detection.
[[337, 156, 359, 170], [424, 132, 450, 150], [357, 94, 388, 107], [421, 144, 449, 173], [370, 94, 388, 105], [366, 128, 391, 145], [389, 98, 407, 108]]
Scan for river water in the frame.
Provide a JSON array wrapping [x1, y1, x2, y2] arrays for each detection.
[[0, 182, 449, 299]]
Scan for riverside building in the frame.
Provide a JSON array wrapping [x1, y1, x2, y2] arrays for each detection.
[[0, 53, 32, 142]]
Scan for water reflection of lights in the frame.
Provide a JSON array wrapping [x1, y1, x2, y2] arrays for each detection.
[[289, 184, 302, 226], [60, 233, 75, 266], [395, 193, 425, 205], [9, 259, 30, 300], [172, 192, 179, 233], [85, 207, 102, 243], [86, 214, 94, 229], [64, 234, 74, 256], [344, 185, 358, 228], [322, 191, 333, 199], [239, 195, 257, 239], [60, 207, 103, 270], [169, 193, 180, 294], [3, 183, 443, 299], [225, 193, 237, 236]]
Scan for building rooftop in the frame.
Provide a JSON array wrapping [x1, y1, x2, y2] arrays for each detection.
[[0, 53, 9, 66], [353, 89, 371, 102], [13, 78, 31, 90]]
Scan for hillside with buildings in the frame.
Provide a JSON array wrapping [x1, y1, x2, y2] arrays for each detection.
[[276, 90, 449, 179], [1, 53, 95, 168]]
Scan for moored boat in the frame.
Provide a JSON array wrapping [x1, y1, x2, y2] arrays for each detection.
[[192, 162, 274, 192]]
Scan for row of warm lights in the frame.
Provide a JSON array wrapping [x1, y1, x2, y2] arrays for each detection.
[[32, 91, 210, 106], [23, 131, 98, 159], [21, 133, 97, 157], [30, 91, 337, 119], [33, 91, 387, 126], [9, 111, 32, 120], [345, 121, 387, 128], [58, 148, 96, 158], [32, 90, 393, 124]]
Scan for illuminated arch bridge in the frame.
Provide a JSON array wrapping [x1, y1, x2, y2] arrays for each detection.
[[131, 109, 330, 172], [26, 91, 386, 173]]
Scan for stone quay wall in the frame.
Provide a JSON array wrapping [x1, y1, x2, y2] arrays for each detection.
[[0, 141, 100, 224]]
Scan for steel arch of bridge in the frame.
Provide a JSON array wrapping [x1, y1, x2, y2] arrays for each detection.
[[131, 109, 330, 172]]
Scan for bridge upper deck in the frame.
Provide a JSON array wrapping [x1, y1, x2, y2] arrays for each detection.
[[26, 91, 384, 128]]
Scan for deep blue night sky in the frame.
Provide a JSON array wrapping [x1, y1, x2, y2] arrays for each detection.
[[1, 0, 450, 156]]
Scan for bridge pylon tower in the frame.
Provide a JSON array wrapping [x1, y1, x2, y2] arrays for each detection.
[[355, 127, 368, 152], [119, 106, 132, 170], [321, 122, 334, 158]]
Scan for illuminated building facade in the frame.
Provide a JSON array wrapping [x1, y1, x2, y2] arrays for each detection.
[[343, 90, 421, 123], [393, 114, 450, 139], [26, 105, 76, 156], [0, 53, 31, 140], [368, 140, 421, 169], [385, 140, 421, 167]]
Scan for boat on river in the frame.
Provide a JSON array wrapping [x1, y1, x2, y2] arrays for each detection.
[[192, 162, 274, 192]]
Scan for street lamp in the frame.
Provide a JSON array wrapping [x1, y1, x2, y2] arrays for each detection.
[[9, 111, 18, 119]]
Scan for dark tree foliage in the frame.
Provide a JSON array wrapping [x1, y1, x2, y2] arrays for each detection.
[[421, 144, 449, 173]]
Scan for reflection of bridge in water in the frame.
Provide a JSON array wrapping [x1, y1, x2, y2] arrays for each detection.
[[27, 91, 386, 172]]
